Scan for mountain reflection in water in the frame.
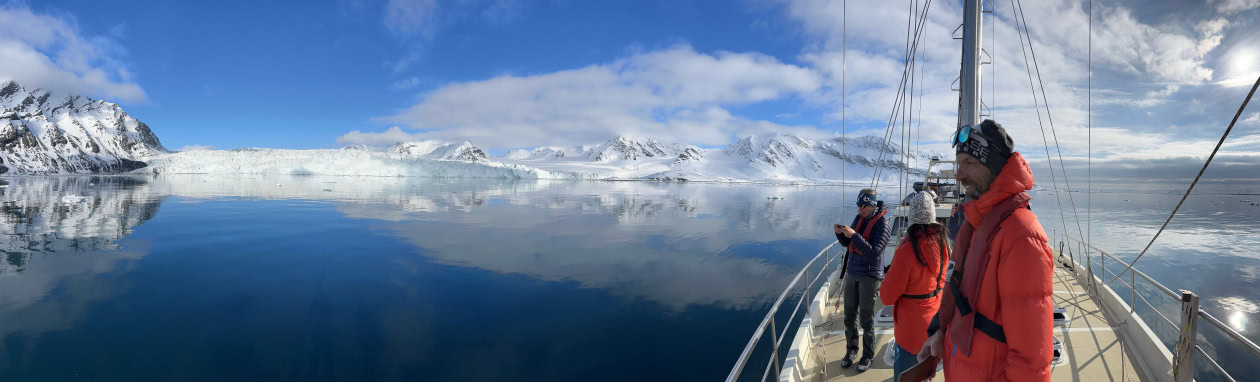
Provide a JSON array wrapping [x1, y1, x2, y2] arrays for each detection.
[[0, 175, 853, 381], [3, 176, 1255, 381]]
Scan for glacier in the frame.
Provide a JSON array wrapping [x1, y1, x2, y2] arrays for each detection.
[[138, 134, 938, 185]]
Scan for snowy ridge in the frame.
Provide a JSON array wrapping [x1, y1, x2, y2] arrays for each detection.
[[505, 146, 569, 160], [587, 136, 683, 162], [0, 81, 166, 175], [138, 148, 601, 179], [498, 133, 936, 184], [391, 140, 489, 162], [138, 133, 935, 184]]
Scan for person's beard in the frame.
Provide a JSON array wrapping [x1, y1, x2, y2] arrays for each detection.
[[963, 178, 989, 198]]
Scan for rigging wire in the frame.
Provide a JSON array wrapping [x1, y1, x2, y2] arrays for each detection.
[[870, 0, 934, 189], [869, 0, 930, 188], [901, 0, 925, 199], [904, 0, 924, 206], [1014, 0, 1088, 243], [916, 18, 925, 172], [1106, 74, 1260, 283], [900, 0, 913, 204], [1007, 0, 1074, 245], [842, 0, 846, 208]]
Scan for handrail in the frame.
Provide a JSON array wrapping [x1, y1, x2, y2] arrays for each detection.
[[1054, 233, 1260, 379], [726, 241, 839, 382]]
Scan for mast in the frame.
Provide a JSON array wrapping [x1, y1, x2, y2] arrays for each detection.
[[959, 0, 984, 128]]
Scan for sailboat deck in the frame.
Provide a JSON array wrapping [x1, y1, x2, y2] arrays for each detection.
[[809, 252, 1143, 381]]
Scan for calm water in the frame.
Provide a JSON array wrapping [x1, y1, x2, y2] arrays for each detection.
[[0, 176, 1256, 381], [1032, 188, 1260, 382], [0, 176, 859, 381]]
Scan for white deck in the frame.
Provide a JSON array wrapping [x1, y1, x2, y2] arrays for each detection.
[[779, 248, 1165, 382]]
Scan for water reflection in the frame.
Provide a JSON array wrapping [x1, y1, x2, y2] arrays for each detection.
[[0, 175, 865, 380], [0, 177, 157, 349], [1217, 297, 1258, 332], [2, 175, 859, 313], [146, 175, 853, 310], [1231, 311, 1249, 332]]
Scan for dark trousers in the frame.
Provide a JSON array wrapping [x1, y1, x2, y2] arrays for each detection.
[[843, 273, 881, 359]]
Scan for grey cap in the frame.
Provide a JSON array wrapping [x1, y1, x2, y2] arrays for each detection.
[[909, 192, 936, 225]]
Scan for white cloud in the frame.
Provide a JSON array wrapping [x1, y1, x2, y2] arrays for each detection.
[[0, 5, 146, 103], [353, 0, 1252, 177], [1084, 6, 1222, 84], [391, 76, 423, 89], [1242, 112, 1260, 126], [384, 0, 440, 37], [356, 44, 826, 149], [177, 145, 215, 152], [1093, 85, 1182, 108], [775, 0, 1238, 159], [337, 126, 423, 146], [1213, 0, 1260, 15], [382, 0, 521, 72], [1217, 71, 1260, 88]]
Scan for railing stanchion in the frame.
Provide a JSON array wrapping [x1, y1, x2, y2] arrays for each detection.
[[1131, 271, 1136, 313], [1174, 290, 1199, 382], [770, 315, 781, 379]]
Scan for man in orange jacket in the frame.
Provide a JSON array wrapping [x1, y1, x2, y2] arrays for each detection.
[[917, 120, 1054, 381]]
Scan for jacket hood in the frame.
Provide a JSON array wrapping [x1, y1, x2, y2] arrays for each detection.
[[963, 152, 1034, 224]]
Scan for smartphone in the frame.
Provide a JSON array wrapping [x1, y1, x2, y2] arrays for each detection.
[[898, 355, 939, 382]]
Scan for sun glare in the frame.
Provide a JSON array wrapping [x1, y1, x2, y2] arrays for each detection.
[[1229, 311, 1249, 332], [1233, 50, 1256, 73]]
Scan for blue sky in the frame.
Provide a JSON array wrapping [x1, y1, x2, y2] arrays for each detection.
[[2, 0, 1260, 179], [7, 0, 819, 150]]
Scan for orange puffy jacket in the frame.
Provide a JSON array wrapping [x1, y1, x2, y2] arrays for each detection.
[[942, 152, 1055, 381], [879, 227, 950, 353]]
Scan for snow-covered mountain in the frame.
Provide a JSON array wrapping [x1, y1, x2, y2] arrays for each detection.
[[139, 132, 938, 184], [713, 134, 927, 177], [492, 133, 936, 183], [505, 146, 570, 160], [586, 136, 685, 162], [0, 81, 167, 175], [390, 140, 488, 162], [0, 82, 930, 183]]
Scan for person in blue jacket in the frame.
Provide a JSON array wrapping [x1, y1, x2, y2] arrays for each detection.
[[832, 188, 892, 372]]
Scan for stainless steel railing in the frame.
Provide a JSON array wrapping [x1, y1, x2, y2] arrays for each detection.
[[726, 241, 841, 382], [1053, 231, 1260, 382]]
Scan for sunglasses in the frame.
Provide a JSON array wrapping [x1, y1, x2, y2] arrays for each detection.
[[952, 124, 977, 148]]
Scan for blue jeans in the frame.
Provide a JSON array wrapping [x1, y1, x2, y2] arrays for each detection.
[[892, 342, 919, 380]]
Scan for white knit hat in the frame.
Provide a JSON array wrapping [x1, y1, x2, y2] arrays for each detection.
[[909, 192, 936, 225]]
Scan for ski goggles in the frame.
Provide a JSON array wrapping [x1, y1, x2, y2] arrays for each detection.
[[951, 124, 978, 148]]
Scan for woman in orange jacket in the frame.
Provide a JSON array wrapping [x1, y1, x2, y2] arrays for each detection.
[[880, 192, 950, 378]]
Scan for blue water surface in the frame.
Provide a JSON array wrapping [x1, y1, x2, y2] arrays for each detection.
[[0, 175, 856, 381], [3, 176, 1257, 381]]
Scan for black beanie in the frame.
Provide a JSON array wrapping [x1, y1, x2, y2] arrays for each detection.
[[955, 119, 1014, 176]]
